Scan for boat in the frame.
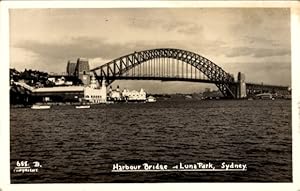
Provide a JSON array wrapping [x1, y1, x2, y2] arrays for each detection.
[[75, 105, 91, 109], [31, 105, 51, 110], [255, 93, 273, 100], [106, 101, 114, 104], [146, 96, 157, 103]]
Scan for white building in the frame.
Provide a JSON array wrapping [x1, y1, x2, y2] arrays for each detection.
[[55, 77, 65, 86], [48, 77, 56, 83], [83, 75, 107, 103], [48, 76, 73, 86], [108, 85, 122, 100], [122, 88, 146, 101], [65, 81, 73, 86]]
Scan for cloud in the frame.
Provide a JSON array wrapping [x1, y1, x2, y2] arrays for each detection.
[[89, 57, 111, 69], [14, 35, 215, 63], [161, 21, 204, 35], [244, 36, 277, 46], [127, 17, 161, 30], [222, 61, 291, 86], [177, 24, 203, 35], [12, 37, 200, 72], [127, 15, 204, 35], [225, 47, 290, 58], [14, 37, 145, 61]]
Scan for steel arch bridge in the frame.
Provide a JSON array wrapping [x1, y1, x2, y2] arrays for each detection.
[[90, 48, 237, 98]]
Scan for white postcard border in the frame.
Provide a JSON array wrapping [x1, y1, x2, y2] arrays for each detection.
[[0, 1, 299, 191]]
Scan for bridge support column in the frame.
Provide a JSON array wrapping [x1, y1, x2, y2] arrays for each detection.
[[237, 72, 247, 98]]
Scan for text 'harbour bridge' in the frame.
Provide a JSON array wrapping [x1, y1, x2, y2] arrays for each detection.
[[90, 48, 289, 99]]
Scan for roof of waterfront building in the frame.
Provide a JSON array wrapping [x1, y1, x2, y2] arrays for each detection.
[[33, 86, 84, 93]]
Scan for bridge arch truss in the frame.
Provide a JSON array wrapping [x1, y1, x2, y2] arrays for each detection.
[[90, 48, 237, 98]]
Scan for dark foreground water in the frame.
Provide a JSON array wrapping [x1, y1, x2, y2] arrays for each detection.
[[10, 100, 292, 183]]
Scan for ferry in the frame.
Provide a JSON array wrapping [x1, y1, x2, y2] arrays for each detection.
[[255, 93, 274, 100], [75, 105, 91, 109], [146, 96, 157, 103], [31, 105, 51, 110]]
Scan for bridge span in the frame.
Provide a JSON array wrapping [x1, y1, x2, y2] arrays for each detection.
[[88, 48, 289, 99]]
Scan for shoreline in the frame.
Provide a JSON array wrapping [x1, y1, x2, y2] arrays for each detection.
[[9, 98, 291, 109]]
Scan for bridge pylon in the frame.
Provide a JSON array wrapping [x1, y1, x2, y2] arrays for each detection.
[[237, 72, 247, 98]]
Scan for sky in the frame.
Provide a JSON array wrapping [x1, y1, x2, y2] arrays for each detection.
[[9, 8, 291, 93]]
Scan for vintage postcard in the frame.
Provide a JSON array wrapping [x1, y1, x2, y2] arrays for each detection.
[[0, 1, 299, 191]]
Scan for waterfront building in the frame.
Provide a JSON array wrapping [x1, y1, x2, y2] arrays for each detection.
[[83, 75, 107, 103], [122, 88, 146, 101], [108, 85, 122, 101], [14, 72, 107, 104], [107, 85, 147, 101], [48, 76, 73, 86], [204, 88, 211, 92], [55, 76, 65, 86], [31, 86, 84, 103], [48, 77, 56, 83], [65, 81, 73, 86]]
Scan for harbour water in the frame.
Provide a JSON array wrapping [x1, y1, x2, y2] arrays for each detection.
[[10, 100, 292, 183]]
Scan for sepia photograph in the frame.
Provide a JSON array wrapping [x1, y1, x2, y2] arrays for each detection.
[[1, 1, 300, 190]]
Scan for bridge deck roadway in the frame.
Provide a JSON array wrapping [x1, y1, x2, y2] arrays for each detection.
[[95, 76, 237, 85], [49, 75, 289, 91]]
